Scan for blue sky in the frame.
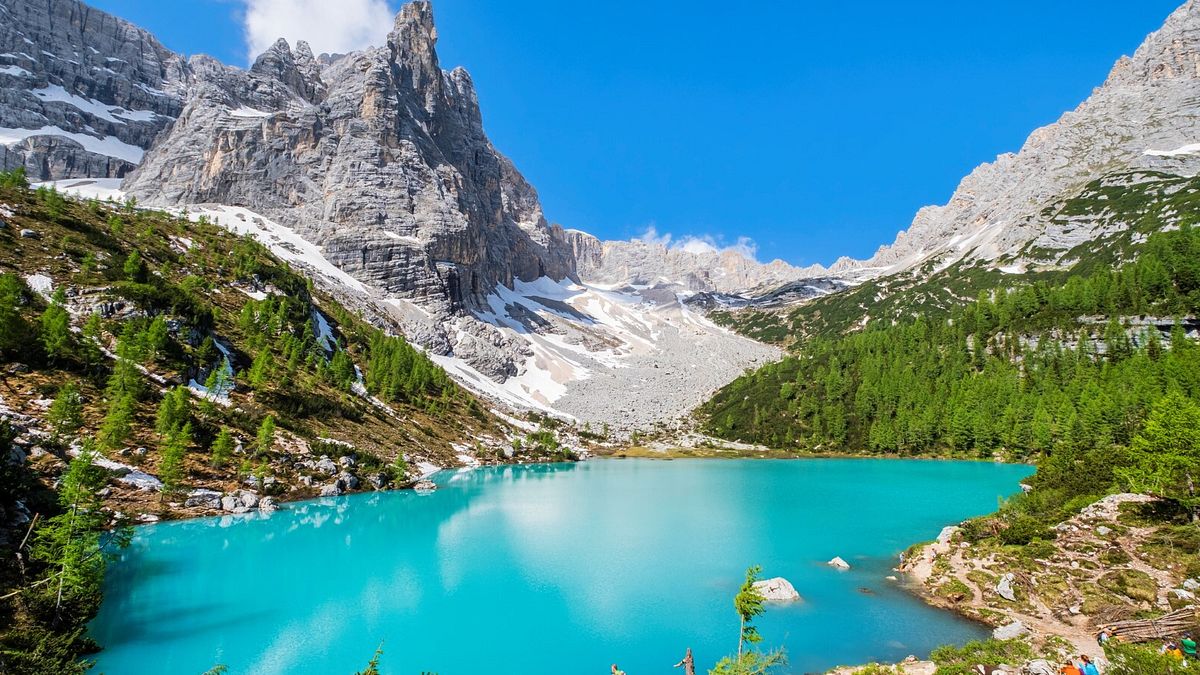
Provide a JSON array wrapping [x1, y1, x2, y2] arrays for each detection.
[[89, 0, 1184, 266]]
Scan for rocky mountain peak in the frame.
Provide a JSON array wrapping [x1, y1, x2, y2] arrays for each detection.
[[1108, 0, 1200, 85], [388, 0, 441, 104], [249, 37, 323, 102], [831, 0, 1200, 281]]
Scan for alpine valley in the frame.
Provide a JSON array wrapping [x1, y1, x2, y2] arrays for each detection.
[[1, 0, 1199, 674]]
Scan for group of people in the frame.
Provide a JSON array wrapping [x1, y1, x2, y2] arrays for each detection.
[[1058, 654, 1100, 675], [1161, 633, 1198, 665]]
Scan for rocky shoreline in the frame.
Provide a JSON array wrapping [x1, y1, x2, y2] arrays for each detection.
[[830, 493, 1200, 673]]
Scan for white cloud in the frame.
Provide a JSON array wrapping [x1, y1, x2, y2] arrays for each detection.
[[242, 0, 395, 62], [633, 226, 759, 261], [632, 224, 672, 248]]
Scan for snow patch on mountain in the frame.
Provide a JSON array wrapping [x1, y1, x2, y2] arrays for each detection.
[[34, 178, 126, 201], [1, 126, 144, 163], [1145, 142, 1200, 157], [186, 205, 368, 294]]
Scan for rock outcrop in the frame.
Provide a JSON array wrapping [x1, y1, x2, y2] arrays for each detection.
[[833, 0, 1200, 278], [0, 0, 185, 179]]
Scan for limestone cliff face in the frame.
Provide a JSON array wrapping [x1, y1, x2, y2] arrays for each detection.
[[834, 0, 1200, 278], [0, 0, 185, 179], [123, 2, 575, 313]]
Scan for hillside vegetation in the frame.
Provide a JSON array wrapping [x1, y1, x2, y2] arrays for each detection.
[[713, 170, 1200, 346], [0, 169, 564, 674], [703, 225, 1200, 460]]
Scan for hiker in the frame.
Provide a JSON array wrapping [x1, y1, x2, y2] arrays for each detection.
[[1079, 655, 1100, 675], [1183, 634, 1198, 659], [1164, 642, 1184, 660], [1095, 629, 1111, 646], [1059, 661, 1083, 675], [611, 664, 626, 675]]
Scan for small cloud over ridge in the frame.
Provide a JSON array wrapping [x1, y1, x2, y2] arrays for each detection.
[[633, 225, 759, 261], [241, 0, 394, 63]]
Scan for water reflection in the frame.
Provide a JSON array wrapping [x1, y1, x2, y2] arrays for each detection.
[[91, 458, 1030, 675]]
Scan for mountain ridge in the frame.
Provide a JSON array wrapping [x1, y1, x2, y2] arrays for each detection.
[[829, 0, 1200, 281]]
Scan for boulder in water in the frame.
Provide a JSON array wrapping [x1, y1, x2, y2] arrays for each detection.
[[753, 577, 801, 602], [828, 556, 851, 570]]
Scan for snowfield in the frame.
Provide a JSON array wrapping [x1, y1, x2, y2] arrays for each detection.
[[26, 183, 779, 432], [461, 276, 780, 432], [1, 125, 145, 163]]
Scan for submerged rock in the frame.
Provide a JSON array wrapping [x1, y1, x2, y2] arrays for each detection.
[[753, 577, 801, 602], [413, 479, 437, 493], [828, 556, 851, 570]]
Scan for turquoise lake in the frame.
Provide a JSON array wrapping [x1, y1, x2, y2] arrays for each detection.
[[88, 458, 1034, 674]]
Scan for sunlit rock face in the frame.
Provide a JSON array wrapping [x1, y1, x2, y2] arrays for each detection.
[[831, 0, 1200, 279], [125, 2, 574, 314], [0, 0, 185, 179]]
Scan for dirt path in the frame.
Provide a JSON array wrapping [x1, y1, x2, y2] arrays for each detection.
[[900, 494, 1185, 664]]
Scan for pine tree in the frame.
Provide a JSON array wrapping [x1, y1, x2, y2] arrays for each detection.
[[0, 273, 30, 357], [204, 358, 233, 398], [30, 441, 129, 622], [155, 386, 191, 437], [143, 315, 169, 362], [158, 423, 190, 499], [123, 250, 147, 282], [255, 415, 276, 456], [247, 350, 272, 389], [47, 383, 85, 438], [1119, 392, 1200, 519], [40, 288, 74, 363], [210, 428, 234, 468], [709, 565, 786, 675], [98, 394, 137, 451]]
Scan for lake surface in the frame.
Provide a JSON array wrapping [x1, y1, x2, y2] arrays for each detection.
[[89, 458, 1033, 674]]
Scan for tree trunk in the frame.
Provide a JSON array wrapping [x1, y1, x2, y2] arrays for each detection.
[[674, 647, 695, 675]]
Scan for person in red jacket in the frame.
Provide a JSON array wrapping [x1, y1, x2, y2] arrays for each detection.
[[1059, 661, 1083, 675]]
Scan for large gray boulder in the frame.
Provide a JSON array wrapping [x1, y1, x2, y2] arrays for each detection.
[[996, 573, 1017, 602], [992, 620, 1028, 640], [753, 577, 801, 603], [184, 489, 221, 509]]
